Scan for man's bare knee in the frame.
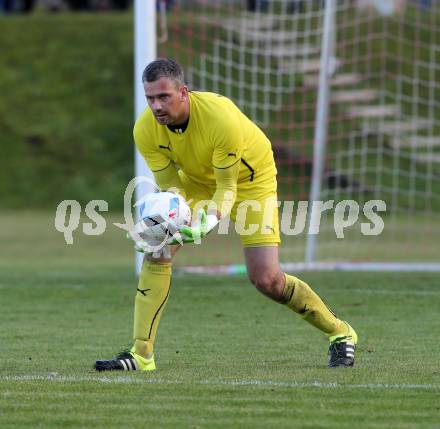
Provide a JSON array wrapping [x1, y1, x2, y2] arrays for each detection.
[[248, 270, 284, 301]]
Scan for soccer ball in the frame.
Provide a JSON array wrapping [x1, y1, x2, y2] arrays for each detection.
[[138, 192, 191, 244]]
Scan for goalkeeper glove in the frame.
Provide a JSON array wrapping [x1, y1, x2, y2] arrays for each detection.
[[167, 208, 218, 245]]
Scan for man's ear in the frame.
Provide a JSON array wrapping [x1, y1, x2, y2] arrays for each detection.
[[180, 85, 189, 101]]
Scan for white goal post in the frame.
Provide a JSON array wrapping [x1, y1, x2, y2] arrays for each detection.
[[134, 0, 156, 274]]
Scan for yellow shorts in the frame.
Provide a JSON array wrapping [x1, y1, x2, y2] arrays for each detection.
[[178, 170, 281, 247]]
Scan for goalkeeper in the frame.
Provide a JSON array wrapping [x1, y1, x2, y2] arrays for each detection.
[[94, 58, 357, 372]]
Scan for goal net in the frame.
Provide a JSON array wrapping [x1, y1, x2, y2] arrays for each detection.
[[155, 0, 440, 270]]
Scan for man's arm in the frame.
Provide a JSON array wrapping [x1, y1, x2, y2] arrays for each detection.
[[177, 110, 244, 243], [211, 158, 240, 217], [177, 158, 240, 243], [134, 119, 186, 196], [153, 162, 186, 198]]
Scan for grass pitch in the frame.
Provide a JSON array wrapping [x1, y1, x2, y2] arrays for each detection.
[[1, 212, 440, 429]]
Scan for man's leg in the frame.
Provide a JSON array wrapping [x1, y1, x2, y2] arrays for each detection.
[[244, 246, 357, 367], [94, 246, 179, 372], [131, 255, 172, 365]]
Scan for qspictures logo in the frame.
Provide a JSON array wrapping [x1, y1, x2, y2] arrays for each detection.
[[54, 176, 386, 248]]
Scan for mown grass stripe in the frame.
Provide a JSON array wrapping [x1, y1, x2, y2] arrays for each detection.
[[1, 375, 439, 391]]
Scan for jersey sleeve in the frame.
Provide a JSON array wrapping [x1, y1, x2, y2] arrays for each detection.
[[133, 119, 170, 173], [211, 159, 240, 216], [153, 163, 186, 199]]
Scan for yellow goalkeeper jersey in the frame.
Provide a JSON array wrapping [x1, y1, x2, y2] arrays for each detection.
[[133, 91, 277, 189]]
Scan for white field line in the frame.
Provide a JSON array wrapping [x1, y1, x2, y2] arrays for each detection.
[[1, 375, 439, 391], [329, 288, 440, 296]]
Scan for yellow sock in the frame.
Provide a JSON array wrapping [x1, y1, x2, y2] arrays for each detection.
[[282, 273, 348, 338], [133, 261, 172, 359]]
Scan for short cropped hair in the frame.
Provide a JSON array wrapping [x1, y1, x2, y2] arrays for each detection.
[[142, 58, 185, 87]]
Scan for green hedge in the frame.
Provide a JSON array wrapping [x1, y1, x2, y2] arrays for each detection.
[[0, 13, 134, 209]]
